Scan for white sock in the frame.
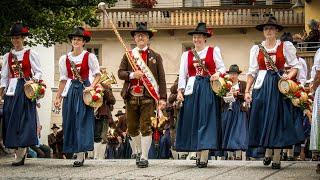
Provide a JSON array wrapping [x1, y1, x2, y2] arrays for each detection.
[[265, 148, 273, 158], [131, 134, 142, 154], [236, 150, 242, 158], [97, 143, 107, 160], [273, 149, 281, 163], [287, 147, 294, 157], [15, 147, 27, 162], [227, 151, 234, 159], [76, 152, 85, 161], [129, 139, 136, 155], [140, 135, 152, 160], [200, 150, 209, 162]]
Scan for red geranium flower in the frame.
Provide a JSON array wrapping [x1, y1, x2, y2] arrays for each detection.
[[21, 27, 29, 33], [226, 83, 232, 90], [220, 73, 226, 78], [39, 87, 45, 94], [92, 94, 99, 101], [83, 30, 91, 37], [294, 91, 301, 98], [207, 28, 213, 36]]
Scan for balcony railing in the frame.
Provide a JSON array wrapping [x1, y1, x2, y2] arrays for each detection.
[[88, 5, 304, 30]]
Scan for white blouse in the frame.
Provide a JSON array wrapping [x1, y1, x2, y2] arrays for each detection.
[[247, 40, 301, 78], [297, 57, 308, 85], [178, 46, 226, 90], [58, 50, 100, 81], [0, 48, 42, 88], [310, 48, 320, 81]]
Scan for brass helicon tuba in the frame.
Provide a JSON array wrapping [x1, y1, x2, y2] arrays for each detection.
[[99, 69, 117, 87]]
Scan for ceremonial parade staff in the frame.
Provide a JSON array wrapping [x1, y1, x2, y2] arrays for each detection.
[[221, 64, 248, 160], [0, 22, 42, 166], [118, 22, 167, 168], [54, 27, 101, 167], [176, 22, 226, 168], [310, 48, 320, 173], [245, 17, 304, 169]]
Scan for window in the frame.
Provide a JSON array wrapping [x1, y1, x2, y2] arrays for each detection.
[[86, 45, 102, 64], [183, 0, 204, 7]]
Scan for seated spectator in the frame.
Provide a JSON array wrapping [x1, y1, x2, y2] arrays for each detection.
[[294, 19, 320, 51]]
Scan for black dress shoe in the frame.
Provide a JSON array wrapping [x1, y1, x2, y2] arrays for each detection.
[[137, 158, 149, 168], [271, 162, 281, 169], [281, 152, 288, 161], [131, 154, 137, 159], [73, 159, 84, 167], [197, 161, 208, 168], [12, 155, 26, 166], [263, 157, 272, 166], [196, 159, 200, 167], [135, 153, 141, 165], [287, 156, 294, 161]]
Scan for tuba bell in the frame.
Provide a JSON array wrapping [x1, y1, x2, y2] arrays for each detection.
[[100, 71, 117, 87]]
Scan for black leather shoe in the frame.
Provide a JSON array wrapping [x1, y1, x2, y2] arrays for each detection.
[[271, 162, 281, 169], [131, 154, 137, 159], [73, 159, 84, 167], [12, 155, 25, 166], [196, 159, 200, 167], [287, 156, 294, 161], [137, 158, 149, 168], [135, 153, 141, 165], [197, 161, 208, 168], [263, 157, 272, 166]]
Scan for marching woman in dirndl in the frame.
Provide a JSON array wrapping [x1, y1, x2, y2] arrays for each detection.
[[310, 48, 320, 173], [245, 17, 304, 169], [54, 27, 101, 167], [176, 22, 226, 168], [0, 22, 42, 166]]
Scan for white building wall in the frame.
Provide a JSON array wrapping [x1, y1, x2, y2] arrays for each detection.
[[32, 45, 55, 145]]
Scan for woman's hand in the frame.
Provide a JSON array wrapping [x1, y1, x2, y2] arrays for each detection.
[[54, 95, 62, 108], [177, 90, 184, 102], [83, 86, 94, 93], [244, 92, 252, 103], [210, 72, 220, 81]]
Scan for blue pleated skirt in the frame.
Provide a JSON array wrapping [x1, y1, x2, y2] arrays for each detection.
[[221, 100, 248, 150], [175, 76, 221, 151], [3, 79, 37, 148], [62, 80, 95, 153], [249, 71, 305, 148]]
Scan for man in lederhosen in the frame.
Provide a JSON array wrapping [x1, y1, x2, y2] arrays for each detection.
[[118, 22, 167, 168]]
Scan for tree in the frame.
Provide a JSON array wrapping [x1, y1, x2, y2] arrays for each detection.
[[0, 0, 118, 54]]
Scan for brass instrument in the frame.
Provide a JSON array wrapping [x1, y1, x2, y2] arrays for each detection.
[[99, 71, 117, 87]]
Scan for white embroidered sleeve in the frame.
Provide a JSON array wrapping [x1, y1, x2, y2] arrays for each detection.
[[213, 46, 226, 74], [283, 41, 301, 69], [247, 45, 259, 77], [0, 53, 9, 88], [88, 53, 101, 76], [313, 48, 320, 71], [29, 50, 42, 81], [59, 55, 68, 81], [178, 52, 188, 90]]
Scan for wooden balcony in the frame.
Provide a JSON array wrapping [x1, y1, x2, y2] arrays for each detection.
[[88, 5, 304, 30]]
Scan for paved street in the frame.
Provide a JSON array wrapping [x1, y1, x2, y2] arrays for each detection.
[[0, 157, 319, 179]]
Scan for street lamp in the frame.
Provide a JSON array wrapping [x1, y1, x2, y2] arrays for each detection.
[[292, 0, 304, 14]]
